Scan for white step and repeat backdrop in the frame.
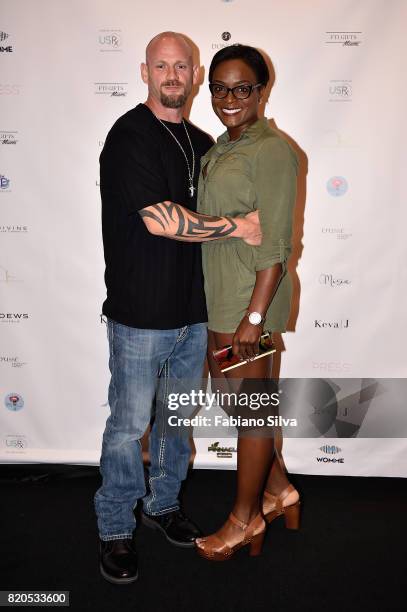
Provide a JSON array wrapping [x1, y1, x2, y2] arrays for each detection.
[[1, 0, 406, 475]]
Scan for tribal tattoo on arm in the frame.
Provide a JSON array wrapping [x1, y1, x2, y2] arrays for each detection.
[[139, 201, 238, 242]]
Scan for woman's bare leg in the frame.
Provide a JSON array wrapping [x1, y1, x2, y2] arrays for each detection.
[[197, 331, 278, 550], [208, 331, 295, 517], [263, 428, 299, 511]]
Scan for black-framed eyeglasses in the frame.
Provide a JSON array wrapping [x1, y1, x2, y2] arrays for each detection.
[[209, 83, 262, 100]]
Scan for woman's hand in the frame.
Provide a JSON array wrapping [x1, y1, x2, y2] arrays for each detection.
[[232, 316, 263, 360]]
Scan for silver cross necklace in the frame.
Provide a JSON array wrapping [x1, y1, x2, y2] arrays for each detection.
[[155, 116, 196, 197]]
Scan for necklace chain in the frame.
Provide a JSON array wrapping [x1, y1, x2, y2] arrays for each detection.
[[155, 116, 196, 197]]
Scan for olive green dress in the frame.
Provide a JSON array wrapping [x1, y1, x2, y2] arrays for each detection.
[[197, 118, 298, 333]]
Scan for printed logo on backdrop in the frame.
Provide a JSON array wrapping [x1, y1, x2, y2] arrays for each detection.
[[0, 225, 28, 234], [0, 131, 18, 145], [98, 29, 122, 52], [208, 441, 237, 459], [4, 393, 24, 411], [317, 444, 344, 464], [0, 312, 29, 323], [5, 435, 28, 451], [0, 31, 13, 52], [0, 265, 21, 283], [320, 444, 341, 454], [329, 80, 352, 102], [312, 361, 352, 373], [325, 32, 362, 46], [94, 82, 128, 97], [0, 84, 20, 95], [0, 355, 27, 368], [0, 175, 11, 191], [212, 32, 233, 50], [314, 319, 349, 329], [322, 227, 352, 241], [326, 176, 348, 197], [319, 274, 351, 288], [4, 436, 28, 453]]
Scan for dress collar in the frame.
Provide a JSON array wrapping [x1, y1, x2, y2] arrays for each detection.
[[216, 117, 269, 145]]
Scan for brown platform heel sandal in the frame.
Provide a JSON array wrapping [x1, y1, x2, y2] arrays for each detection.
[[195, 513, 266, 561], [262, 484, 301, 529]]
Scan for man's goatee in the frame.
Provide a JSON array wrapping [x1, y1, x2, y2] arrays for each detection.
[[160, 93, 187, 108]]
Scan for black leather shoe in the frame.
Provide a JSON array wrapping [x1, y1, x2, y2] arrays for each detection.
[[99, 538, 138, 585], [142, 509, 202, 548]]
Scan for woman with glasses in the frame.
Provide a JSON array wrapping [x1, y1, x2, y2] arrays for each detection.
[[195, 44, 300, 561]]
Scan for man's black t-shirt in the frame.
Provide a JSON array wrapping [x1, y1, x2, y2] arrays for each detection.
[[100, 103, 213, 329]]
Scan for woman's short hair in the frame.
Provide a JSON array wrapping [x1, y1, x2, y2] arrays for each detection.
[[209, 44, 269, 86]]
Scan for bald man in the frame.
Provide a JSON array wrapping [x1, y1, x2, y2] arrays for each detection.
[[94, 32, 260, 584]]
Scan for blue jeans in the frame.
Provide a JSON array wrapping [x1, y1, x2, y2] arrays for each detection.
[[94, 319, 207, 541]]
